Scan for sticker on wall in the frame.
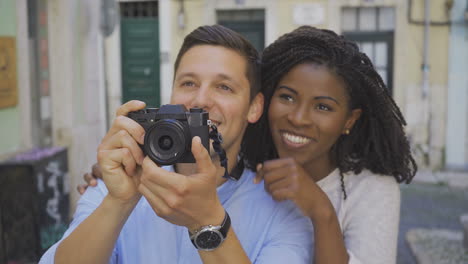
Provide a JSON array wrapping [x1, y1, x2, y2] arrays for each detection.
[[0, 37, 18, 109], [293, 3, 326, 26]]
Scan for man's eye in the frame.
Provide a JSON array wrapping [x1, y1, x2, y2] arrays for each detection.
[[181, 81, 195, 87], [218, 84, 232, 91], [279, 94, 294, 102]]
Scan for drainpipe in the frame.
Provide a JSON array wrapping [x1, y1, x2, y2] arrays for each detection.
[[422, 0, 431, 165], [422, 0, 430, 98]]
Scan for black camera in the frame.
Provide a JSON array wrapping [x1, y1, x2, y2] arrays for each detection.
[[128, 104, 210, 165]]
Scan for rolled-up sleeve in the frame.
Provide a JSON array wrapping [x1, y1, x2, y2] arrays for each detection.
[[39, 180, 118, 263]]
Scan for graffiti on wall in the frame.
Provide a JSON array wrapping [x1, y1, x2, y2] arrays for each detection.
[[13, 147, 70, 251]]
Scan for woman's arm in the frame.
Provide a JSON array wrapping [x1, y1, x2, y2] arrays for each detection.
[[343, 174, 400, 264], [255, 158, 349, 264], [308, 195, 349, 264]]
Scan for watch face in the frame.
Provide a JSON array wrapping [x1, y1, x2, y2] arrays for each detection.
[[195, 230, 223, 250]]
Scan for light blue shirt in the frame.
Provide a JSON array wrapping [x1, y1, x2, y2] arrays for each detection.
[[40, 167, 313, 263]]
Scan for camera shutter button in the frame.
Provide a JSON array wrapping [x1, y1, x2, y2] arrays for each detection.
[[190, 108, 203, 113]]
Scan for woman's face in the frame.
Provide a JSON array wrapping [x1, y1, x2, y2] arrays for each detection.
[[268, 63, 361, 172]]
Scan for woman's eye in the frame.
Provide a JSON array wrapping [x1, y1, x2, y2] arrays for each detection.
[[279, 94, 294, 102], [317, 104, 332, 111]]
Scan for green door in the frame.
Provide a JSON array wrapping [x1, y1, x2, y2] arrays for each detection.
[[217, 10, 265, 53], [218, 21, 265, 52], [121, 17, 160, 107]]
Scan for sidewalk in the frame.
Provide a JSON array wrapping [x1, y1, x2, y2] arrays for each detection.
[[404, 170, 468, 264], [411, 169, 468, 189]]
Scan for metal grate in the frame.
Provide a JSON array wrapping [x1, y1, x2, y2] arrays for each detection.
[[217, 9, 265, 22], [120, 1, 158, 18]]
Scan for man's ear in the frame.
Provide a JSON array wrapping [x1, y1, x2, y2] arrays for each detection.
[[247, 93, 264, 123], [344, 108, 362, 131]]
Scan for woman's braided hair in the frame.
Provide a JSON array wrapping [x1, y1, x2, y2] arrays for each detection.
[[241, 26, 417, 188]]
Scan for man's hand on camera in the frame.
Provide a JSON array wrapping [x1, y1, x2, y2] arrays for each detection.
[[76, 163, 102, 195], [138, 136, 225, 231], [97, 100, 146, 204]]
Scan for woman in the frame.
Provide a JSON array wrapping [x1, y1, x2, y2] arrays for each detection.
[[241, 26, 417, 263], [80, 26, 417, 263]]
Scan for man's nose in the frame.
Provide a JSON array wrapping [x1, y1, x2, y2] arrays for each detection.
[[192, 86, 214, 109]]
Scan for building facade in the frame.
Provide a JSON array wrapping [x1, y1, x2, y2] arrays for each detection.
[[105, 0, 467, 170]]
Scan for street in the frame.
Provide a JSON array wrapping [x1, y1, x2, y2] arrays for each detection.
[[398, 182, 468, 263]]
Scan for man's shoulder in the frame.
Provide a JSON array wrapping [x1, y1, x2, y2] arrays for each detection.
[[228, 169, 303, 219], [230, 169, 275, 201]]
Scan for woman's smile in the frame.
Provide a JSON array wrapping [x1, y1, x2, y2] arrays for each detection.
[[280, 131, 315, 149]]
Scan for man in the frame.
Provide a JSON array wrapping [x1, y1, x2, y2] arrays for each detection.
[[40, 25, 312, 263]]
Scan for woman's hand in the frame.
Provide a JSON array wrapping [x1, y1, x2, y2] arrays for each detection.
[[254, 157, 333, 221], [77, 163, 101, 195], [255, 157, 348, 263]]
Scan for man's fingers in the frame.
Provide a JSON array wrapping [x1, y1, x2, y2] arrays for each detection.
[[138, 183, 171, 217], [192, 136, 215, 175], [100, 129, 145, 165], [116, 100, 146, 117], [98, 148, 137, 178], [141, 157, 183, 189], [121, 149, 137, 177], [105, 115, 146, 145]]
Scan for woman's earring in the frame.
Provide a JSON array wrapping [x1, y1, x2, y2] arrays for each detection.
[[344, 129, 350, 135]]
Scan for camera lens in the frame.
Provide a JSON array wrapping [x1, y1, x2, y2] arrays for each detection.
[[144, 119, 191, 165], [158, 136, 173, 150]]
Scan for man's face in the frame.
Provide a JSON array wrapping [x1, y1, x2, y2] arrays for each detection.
[[171, 45, 263, 164]]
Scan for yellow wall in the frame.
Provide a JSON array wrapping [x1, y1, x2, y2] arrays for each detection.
[[404, 0, 449, 84], [170, 0, 207, 74], [396, 0, 450, 168], [276, 0, 328, 36]]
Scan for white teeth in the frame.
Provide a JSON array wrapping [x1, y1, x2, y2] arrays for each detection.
[[282, 132, 311, 145]]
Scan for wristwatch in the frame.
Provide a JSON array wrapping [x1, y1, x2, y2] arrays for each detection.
[[188, 211, 231, 251]]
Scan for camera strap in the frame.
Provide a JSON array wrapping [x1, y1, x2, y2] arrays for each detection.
[[208, 122, 241, 181]]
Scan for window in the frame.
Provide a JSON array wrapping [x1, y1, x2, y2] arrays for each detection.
[[342, 7, 395, 93], [120, 1, 158, 18]]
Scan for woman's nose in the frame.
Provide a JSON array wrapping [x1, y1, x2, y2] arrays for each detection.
[[287, 105, 311, 127]]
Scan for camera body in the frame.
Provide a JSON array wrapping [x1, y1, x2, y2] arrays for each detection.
[[128, 104, 210, 165]]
